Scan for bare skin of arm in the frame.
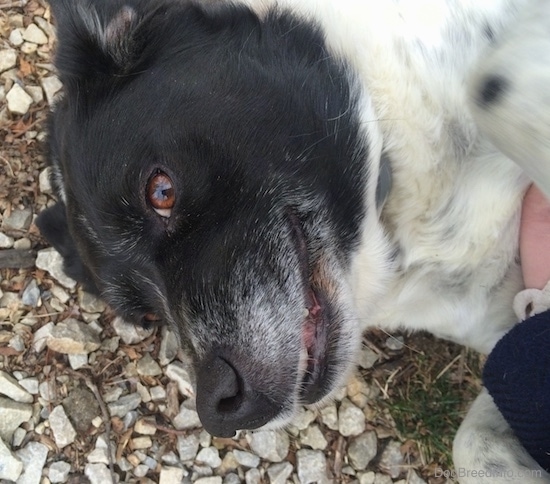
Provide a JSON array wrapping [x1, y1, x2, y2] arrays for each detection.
[[520, 184, 550, 290]]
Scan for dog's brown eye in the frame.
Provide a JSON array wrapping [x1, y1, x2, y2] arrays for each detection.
[[147, 171, 175, 218]]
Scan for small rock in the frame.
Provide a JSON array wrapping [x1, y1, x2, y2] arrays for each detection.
[[0, 49, 17, 73], [0, 232, 14, 248], [158, 326, 179, 365], [123, 411, 138, 430], [131, 436, 153, 449], [159, 466, 186, 484], [245, 468, 261, 484], [373, 473, 393, 484], [0, 397, 32, 442], [48, 461, 71, 483], [137, 353, 162, 377], [223, 473, 241, 484], [26, 85, 44, 104], [300, 425, 328, 450], [18, 377, 39, 395], [247, 430, 289, 463], [15, 441, 48, 484], [338, 398, 366, 437], [87, 446, 110, 465], [233, 449, 260, 468], [36, 248, 77, 289], [41, 75, 64, 105], [406, 471, 428, 484], [196, 446, 222, 468], [63, 386, 101, 433], [108, 393, 141, 418], [78, 288, 106, 313], [296, 449, 330, 484], [177, 433, 199, 462], [33, 322, 54, 353], [21, 280, 41, 307], [319, 403, 339, 430], [150, 386, 166, 401], [385, 335, 405, 351], [0, 371, 33, 403], [348, 431, 378, 470], [291, 407, 316, 431], [49, 405, 77, 448], [6, 83, 33, 115], [39, 380, 56, 402], [22, 23, 48, 44], [47, 319, 101, 354], [85, 463, 117, 484], [173, 403, 201, 430], [8, 29, 24, 47], [112, 316, 153, 344], [39, 167, 52, 194], [68, 353, 88, 370], [135, 418, 157, 435], [50, 285, 70, 304], [358, 471, 376, 484], [379, 441, 404, 478], [165, 361, 194, 398], [2, 207, 33, 231], [195, 478, 222, 484], [133, 464, 149, 477], [9, 334, 25, 352], [0, 436, 22, 481], [13, 237, 31, 250], [267, 462, 293, 484]]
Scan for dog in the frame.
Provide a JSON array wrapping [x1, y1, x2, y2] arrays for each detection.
[[36, 0, 550, 481]]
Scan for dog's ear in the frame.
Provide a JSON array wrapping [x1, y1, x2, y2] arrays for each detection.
[[49, 0, 146, 86], [36, 203, 100, 295]]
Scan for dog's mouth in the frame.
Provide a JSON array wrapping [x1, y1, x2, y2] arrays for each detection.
[[287, 211, 330, 404]]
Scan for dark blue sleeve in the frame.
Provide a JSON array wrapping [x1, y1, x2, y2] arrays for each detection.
[[483, 309, 550, 472]]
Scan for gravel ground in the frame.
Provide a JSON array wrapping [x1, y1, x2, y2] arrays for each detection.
[[0, 2, 473, 483]]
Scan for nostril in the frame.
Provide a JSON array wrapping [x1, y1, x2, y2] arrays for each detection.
[[195, 351, 283, 437]]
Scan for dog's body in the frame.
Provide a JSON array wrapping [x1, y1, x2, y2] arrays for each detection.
[[38, 0, 550, 481]]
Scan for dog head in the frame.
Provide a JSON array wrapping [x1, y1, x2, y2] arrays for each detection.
[[38, 0, 379, 436]]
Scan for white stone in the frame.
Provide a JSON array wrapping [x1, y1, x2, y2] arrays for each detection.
[[172, 403, 201, 430], [0, 232, 14, 248], [49, 405, 77, 448], [9, 29, 24, 47], [48, 461, 71, 483], [379, 441, 404, 478], [36, 248, 76, 289], [177, 433, 199, 462], [41, 75, 63, 105], [0, 436, 22, 481], [25, 85, 43, 104], [15, 441, 48, 484], [17, 377, 39, 395], [47, 319, 101, 354], [78, 288, 106, 313], [245, 468, 261, 484], [68, 353, 88, 370], [33, 322, 54, 353], [319, 403, 339, 430], [0, 370, 33, 403], [85, 463, 117, 484], [20, 42, 37, 54], [158, 327, 179, 366], [266, 462, 293, 484], [0, 397, 32, 442], [165, 361, 194, 398], [134, 418, 157, 435], [136, 353, 162, 377], [50, 285, 70, 304], [108, 393, 141, 418], [300, 425, 328, 450], [247, 430, 289, 463], [296, 449, 330, 484], [39, 167, 52, 194], [111, 316, 153, 344], [233, 449, 260, 468], [6, 83, 33, 115], [196, 446, 222, 468], [348, 431, 378, 470], [338, 398, 366, 437], [195, 478, 222, 484], [22, 24, 48, 44], [159, 466, 186, 484], [13, 238, 31, 250], [0, 49, 17, 73]]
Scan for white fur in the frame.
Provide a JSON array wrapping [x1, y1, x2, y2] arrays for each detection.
[[233, 0, 549, 480]]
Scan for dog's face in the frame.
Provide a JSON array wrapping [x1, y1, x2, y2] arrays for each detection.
[[39, 0, 373, 436]]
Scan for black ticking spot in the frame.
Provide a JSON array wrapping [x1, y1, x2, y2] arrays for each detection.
[[479, 75, 508, 106]]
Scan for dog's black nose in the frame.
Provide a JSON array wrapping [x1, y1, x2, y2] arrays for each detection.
[[195, 352, 282, 437]]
